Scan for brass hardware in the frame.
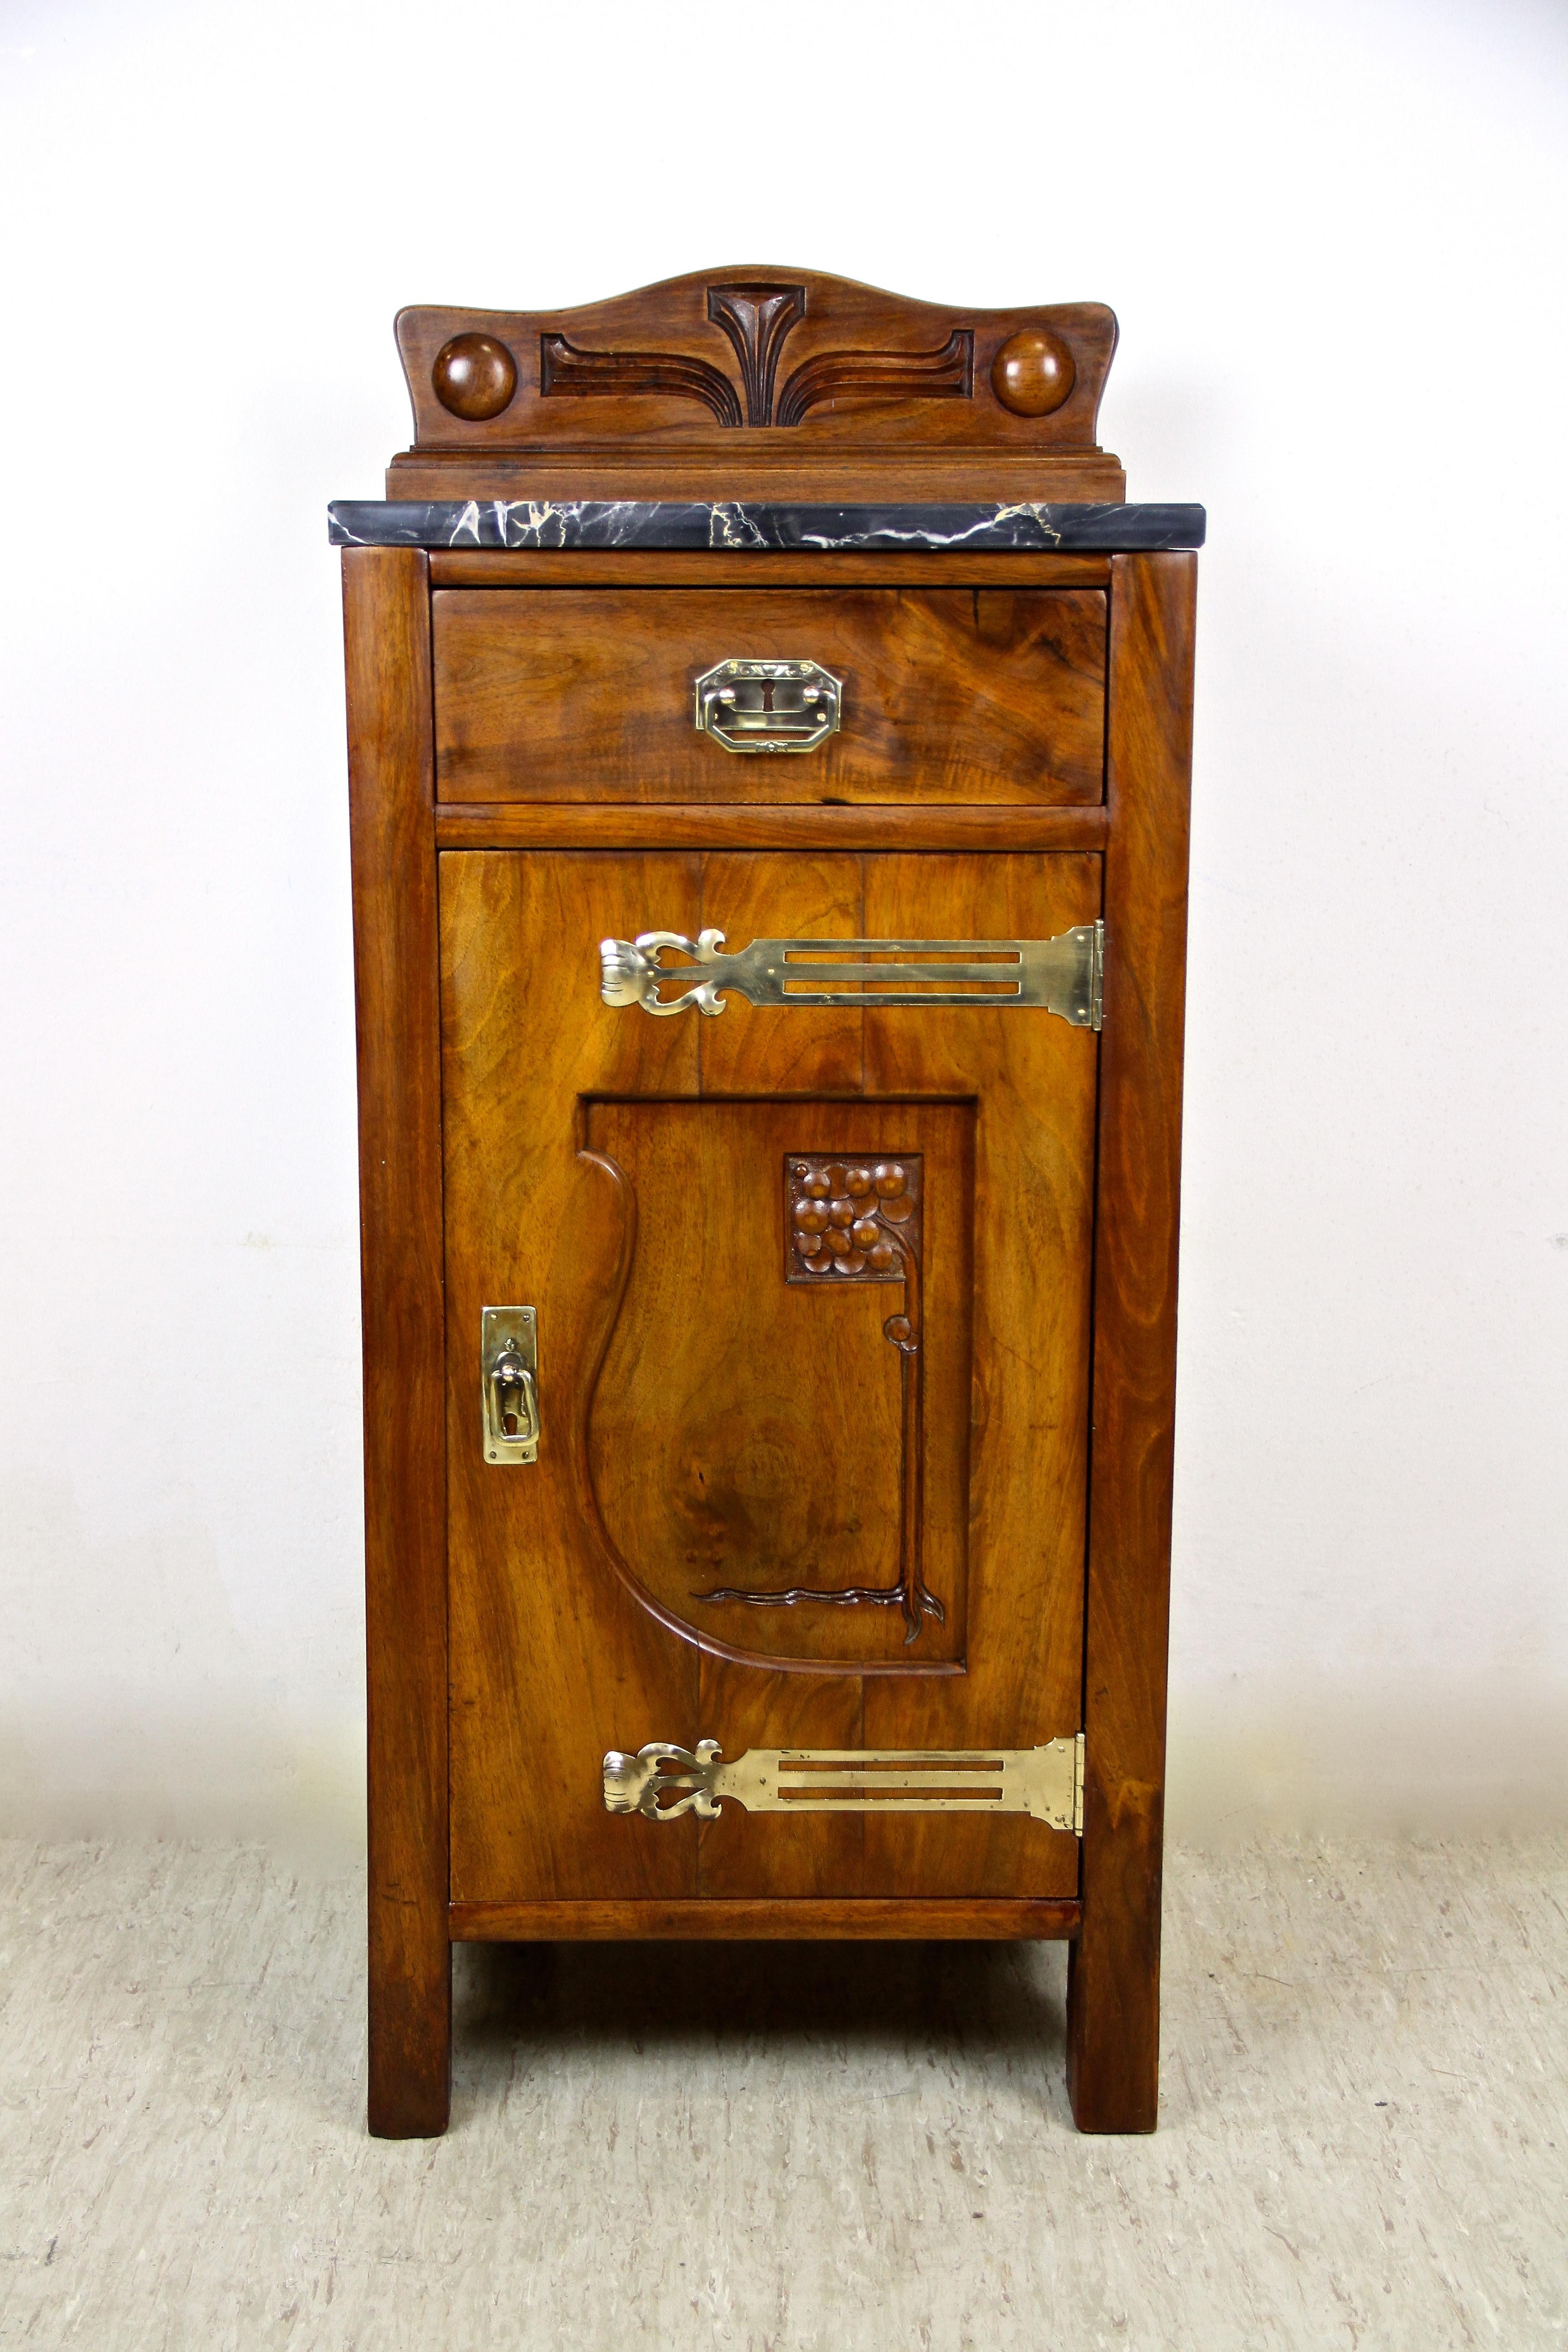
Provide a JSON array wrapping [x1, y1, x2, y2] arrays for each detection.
[[599, 921, 1103, 1028], [603, 1735, 1084, 1835], [693, 658, 842, 754], [481, 1306, 539, 1464]]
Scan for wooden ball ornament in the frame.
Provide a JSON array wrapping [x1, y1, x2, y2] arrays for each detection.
[[991, 329, 1075, 418], [432, 333, 518, 421]]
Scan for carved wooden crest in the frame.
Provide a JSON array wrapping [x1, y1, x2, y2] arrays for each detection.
[[391, 266, 1123, 496]]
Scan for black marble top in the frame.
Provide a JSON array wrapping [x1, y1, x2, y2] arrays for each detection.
[[327, 499, 1205, 553]]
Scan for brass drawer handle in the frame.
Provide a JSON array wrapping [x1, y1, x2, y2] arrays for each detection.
[[694, 657, 841, 754], [598, 921, 1103, 1029], [603, 1737, 1084, 1834]]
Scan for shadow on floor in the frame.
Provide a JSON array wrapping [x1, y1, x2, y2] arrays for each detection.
[[453, 1936, 1069, 2074]]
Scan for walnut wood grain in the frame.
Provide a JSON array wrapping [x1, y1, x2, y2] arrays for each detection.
[[859, 855, 1099, 1906], [434, 804, 1110, 853], [432, 333, 517, 421], [1067, 552, 1196, 2134], [582, 1098, 971, 1669], [448, 1896, 1082, 1940], [695, 1671, 864, 1899], [695, 851, 862, 1094], [342, 547, 450, 2139], [392, 450, 1128, 502], [991, 329, 1075, 417], [427, 551, 1112, 588], [431, 587, 1108, 806], [441, 851, 702, 1905], [727, 1153, 937, 1644]]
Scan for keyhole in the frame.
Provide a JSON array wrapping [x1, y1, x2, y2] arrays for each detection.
[[759, 680, 775, 713], [502, 1411, 518, 1435]]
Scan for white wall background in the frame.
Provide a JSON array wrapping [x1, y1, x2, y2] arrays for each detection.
[[1, 0, 1564, 1846]]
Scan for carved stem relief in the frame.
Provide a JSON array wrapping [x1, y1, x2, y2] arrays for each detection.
[[541, 279, 974, 430], [774, 329, 972, 426], [540, 335, 742, 426], [707, 283, 807, 425], [695, 1156, 943, 1646]]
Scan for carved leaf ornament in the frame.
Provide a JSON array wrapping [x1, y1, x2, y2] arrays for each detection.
[[541, 278, 974, 429]]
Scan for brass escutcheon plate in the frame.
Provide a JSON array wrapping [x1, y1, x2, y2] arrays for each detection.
[[693, 658, 842, 754]]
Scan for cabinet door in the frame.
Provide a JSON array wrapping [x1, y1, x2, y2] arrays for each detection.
[[442, 849, 1098, 1904]]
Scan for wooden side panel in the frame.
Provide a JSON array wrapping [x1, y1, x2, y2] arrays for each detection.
[[441, 851, 703, 1904], [431, 588, 1108, 805], [343, 547, 450, 2138], [1067, 553, 1195, 2133], [861, 854, 1100, 1902]]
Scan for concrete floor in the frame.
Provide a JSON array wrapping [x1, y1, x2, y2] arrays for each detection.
[[0, 1835, 1563, 2349]]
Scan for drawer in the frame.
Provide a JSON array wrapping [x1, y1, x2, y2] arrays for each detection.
[[431, 587, 1107, 805]]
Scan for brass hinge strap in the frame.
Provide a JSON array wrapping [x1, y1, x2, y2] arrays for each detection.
[[603, 1734, 1084, 1835], [600, 923, 1103, 1029]]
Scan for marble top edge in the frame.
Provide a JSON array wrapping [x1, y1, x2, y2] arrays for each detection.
[[327, 498, 1205, 552]]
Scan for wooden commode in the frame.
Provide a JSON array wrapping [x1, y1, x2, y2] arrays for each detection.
[[332, 266, 1201, 2137]]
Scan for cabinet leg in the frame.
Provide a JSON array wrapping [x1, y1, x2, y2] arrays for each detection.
[[368, 1910, 451, 2139], [348, 543, 452, 2141], [1065, 1811, 1163, 2133]]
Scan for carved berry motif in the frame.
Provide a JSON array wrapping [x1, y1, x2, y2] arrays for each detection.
[[787, 1156, 920, 1283]]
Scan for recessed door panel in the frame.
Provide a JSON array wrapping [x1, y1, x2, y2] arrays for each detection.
[[584, 1099, 973, 1667]]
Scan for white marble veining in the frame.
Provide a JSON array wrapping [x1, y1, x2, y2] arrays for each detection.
[[0, 1832, 1562, 2347], [326, 497, 1207, 553]]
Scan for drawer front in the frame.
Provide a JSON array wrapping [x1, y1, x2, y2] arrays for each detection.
[[432, 587, 1107, 805]]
